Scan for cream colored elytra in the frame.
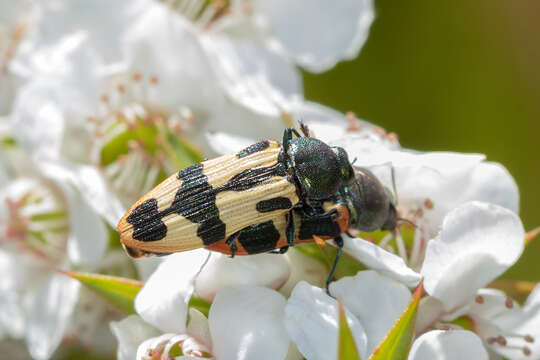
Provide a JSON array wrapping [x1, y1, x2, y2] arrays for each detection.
[[117, 140, 299, 256]]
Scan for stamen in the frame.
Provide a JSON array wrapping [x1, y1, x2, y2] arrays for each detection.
[[408, 226, 423, 268], [395, 230, 408, 262], [378, 232, 394, 247], [475, 295, 484, 304]]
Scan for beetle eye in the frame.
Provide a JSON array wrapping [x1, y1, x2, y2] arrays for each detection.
[[332, 147, 354, 181]]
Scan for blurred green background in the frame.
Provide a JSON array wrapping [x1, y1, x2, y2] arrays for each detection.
[[303, 0, 540, 280]]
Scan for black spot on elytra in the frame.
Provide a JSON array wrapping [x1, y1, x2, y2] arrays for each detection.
[[237, 220, 281, 254], [237, 140, 270, 158], [219, 162, 288, 192], [166, 163, 226, 245], [127, 198, 168, 242], [298, 210, 342, 240], [256, 197, 293, 213]]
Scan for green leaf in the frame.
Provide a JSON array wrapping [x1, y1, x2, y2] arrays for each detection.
[[59, 271, 142, 314], [369, 281, 423, 360], [338, 298, 362, 360]]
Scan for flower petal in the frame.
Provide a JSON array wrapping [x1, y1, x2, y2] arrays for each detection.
[[408, 330, 488, 360], [135, 250, 209, 333], [284, 281, 368, 360], [49, 178, 107, 265], [461, 162, 519, 214], [253, 0, 375, 72], [186, 308, 212, 350], [195, 253, 290, 302], [110, 315, 161, 360], [205, 131, 256, 155], [24, 272, 80, 360], [279, 247, 328, 298], [124, 3, 222, 114], [200, 33, 302, 117], [330, 271, 412, 355], [421, 202, 524, 311], [340, 236, 422, 287], [210, 286, 289, 360], [415, 296, 444, 335]]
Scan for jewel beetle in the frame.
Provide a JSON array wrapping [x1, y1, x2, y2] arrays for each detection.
[[122, 164, 398, 295], [117, 125, 355, 255]]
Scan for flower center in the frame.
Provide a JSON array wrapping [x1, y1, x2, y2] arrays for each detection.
[[158, 0, 248, 30], [0, 20, 27, 74], [2, 180, 69, 266], [472, 294, 535, 357], [364, 198, 434, 271], [86, 72, 202, 206]]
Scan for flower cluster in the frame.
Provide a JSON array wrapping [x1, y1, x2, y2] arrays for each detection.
[[1, 1, 537, 360]]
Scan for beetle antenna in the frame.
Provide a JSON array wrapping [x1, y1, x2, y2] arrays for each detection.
[[397, 218, 417, 228], [351, 157, 358, 165]]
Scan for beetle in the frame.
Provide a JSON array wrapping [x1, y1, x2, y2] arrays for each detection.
[[117, 125, 355, 255], [123, 166, 398, 294]]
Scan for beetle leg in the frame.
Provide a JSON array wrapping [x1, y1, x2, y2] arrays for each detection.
[[286, 211, 295, 246], [225, 231, 240, 258], [325, 236, 344, 297], [345, 230, 355, 238]]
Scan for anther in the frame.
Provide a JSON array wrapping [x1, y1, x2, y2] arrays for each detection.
[[373, 125, 387, 137], [475, 295, 484, 304], [524, 347, 532, 356], [424, 199, 434, 209], [505, 297, 514, 309], [439, 325, 451, 331], [100, 94, 110, 103], [496, 336, 507, 346], [487, 337, 497, 344], [150, 75, 159, 85], [117, 84, 125, 93], [132, 72, 142, 82], [525, 335, 534, 343], [387, 132, 398, 142], [346, 112, 362, 131]]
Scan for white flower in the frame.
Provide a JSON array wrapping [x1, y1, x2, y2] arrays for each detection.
[[151, 0, 375, 115], [0, 0, 39, 115], [112, 286, 290, 360], [408, 330, 489, 360], [0, 174, 108, 359]]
